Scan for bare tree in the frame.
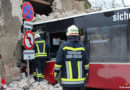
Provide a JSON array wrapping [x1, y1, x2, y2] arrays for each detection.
[[89, 0, 127, 10], [85, 0, 91, 9], [111, 0, 115, 8], [121, 0, 126, 7]]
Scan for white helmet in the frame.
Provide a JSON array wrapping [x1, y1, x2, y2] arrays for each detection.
[[66, 25, 79, 36], [34, 33, 40, 39]]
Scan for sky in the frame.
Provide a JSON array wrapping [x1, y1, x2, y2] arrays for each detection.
[[88, 0, 130, 10]]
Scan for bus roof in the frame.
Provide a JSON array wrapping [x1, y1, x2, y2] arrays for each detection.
[[33, 6, 130, 26]]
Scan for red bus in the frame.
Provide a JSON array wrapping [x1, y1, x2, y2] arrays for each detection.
[[32, 7, 130, 89]]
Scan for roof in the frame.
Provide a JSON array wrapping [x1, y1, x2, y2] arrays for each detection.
[[33, 6, 130, 26]]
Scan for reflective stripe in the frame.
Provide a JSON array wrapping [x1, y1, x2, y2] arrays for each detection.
[[37, 74, 42, 76], [66, 61, 70, 78], [37, 74, 43, 78], [63, 46, 85, 51], [36, 69, 39, 80], [85, 67, 89, 70], [36, 44, 40, 53], [68, 61, 73, 79], [54, 72, 57, 77], [35, 40, 47, 57], [87, 73, 88, 76], [35, 54, 47, 56], [80, 61, 83, 78], [77, 61, 83, 79], [62, 81, 84, 84], [36, 69, 38, 74], [35, 53, 47, 57], [61, 78, 85, 81], [43, 41, 45, 54], [35, 41, 45, 43], [35, 54, 47, 57], [85, 64, 89, 67], [55, 64, 62, 68], [42, 75, 44, 78], [26, 68, 27, 72], [37, 76, 42, 78], [54, 67, 61, 70], [77, 61, 81, 79], [35, 53, 47, 55], [35, 55, 47, 57], [85, 64, 89, 70], [33, 72, 37, 76]]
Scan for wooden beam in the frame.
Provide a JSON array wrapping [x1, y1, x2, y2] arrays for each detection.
[[30, 0, 51, 5]]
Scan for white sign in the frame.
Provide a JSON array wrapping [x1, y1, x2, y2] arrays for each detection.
[[23, 50, 35, 60], [24, 21, 33, 29], [53, 37, 60, 45]]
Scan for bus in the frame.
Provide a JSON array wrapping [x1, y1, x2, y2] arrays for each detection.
[[32, 7, 130, 89]]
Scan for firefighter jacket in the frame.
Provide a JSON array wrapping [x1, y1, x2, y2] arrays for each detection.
[[33, 37, 49, 59], [54, 36, 89, 87]]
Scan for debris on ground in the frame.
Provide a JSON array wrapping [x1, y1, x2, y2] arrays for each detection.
[[7, 74, 62, 90]]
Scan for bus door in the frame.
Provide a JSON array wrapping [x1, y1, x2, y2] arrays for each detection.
[[82, 29, 90, 58], [49, 31, 67, 58]]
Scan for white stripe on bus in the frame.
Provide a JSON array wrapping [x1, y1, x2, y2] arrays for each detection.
[[89, 62, 130, 64]]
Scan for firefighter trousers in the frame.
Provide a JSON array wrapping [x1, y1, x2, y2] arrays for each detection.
[[32, 59, 37, 80], [63, 86, 85, 90], [34, 58, 47, 81]]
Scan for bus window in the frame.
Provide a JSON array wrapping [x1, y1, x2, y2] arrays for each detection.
[[87, 24, 128, 62], [49, 32, 67, 58]]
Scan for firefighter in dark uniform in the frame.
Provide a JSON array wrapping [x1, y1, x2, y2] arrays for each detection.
[[33, 33, 49, 82], [54, 25, 89, 90]]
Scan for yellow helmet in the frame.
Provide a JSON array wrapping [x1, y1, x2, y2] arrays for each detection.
[[66, 25, 79, 36], [34, 33, 40, 39]]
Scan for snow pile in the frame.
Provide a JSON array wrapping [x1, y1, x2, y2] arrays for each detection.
[[7, 75, 62, 90]]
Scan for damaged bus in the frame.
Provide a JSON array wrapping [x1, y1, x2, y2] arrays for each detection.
[[32, 7, 130, 89]]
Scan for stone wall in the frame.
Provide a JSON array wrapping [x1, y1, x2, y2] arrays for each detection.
[[0, 0, 22, 83]]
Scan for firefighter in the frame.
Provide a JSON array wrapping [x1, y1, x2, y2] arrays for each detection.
[[33, 33, 49, 82], [54, 25, 89, 90]]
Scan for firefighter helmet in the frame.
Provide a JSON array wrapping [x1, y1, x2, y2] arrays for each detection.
[[34, 33, 40, 39], [66, 25, 79, 36]]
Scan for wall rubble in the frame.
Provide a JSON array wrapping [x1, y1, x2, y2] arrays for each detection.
[[33, 0, 87, 22]]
